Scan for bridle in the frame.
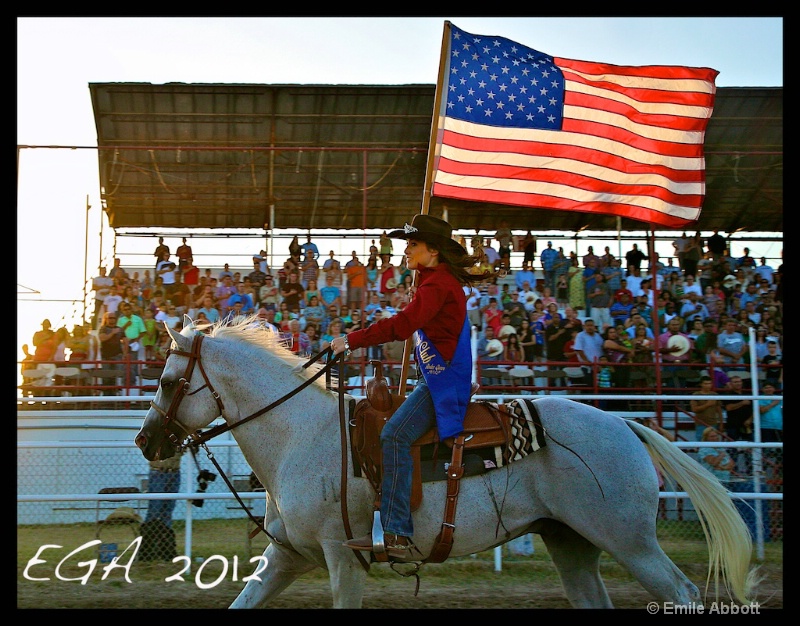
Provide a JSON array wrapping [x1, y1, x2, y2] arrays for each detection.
[[149, 333, 336, 449], [147, 332, 369, 570]]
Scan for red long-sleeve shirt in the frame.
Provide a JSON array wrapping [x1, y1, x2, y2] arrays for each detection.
[[346, 264, 466, 361]]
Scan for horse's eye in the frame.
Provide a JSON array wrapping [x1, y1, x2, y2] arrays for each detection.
[[161, 379, 173, 389]]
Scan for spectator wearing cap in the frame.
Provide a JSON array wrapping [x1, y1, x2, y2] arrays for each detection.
[[613, 278, 634, 303], [377, 295, 397, 319], [345, 309, 364, 334], [540, 241, 559, 292], [609, 292, 635, 326]]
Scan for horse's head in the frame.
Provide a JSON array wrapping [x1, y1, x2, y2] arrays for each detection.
[[135, 320, 224, 461]]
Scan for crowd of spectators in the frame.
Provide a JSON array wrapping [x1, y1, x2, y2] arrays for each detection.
[[27, 232, 783, 412], [58, 236, 415, 369], [467, 232, 783, 403]]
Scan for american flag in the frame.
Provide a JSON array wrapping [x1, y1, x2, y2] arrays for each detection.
[[430, 23, 719, 228]]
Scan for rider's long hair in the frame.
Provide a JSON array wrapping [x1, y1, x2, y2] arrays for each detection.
[[434, 244, 499, 287]]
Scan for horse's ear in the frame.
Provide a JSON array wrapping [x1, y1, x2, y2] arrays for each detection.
[[166, 324, 191, 352], [183, 314, 193, 329]]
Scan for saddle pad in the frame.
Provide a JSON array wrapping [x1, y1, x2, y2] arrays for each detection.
[[493, 398, 547, 468]]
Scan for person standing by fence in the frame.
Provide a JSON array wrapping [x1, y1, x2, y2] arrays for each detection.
[[140, 449, 184, 561]]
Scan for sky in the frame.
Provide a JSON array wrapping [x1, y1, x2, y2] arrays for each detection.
[[16, 17, 783, 359]]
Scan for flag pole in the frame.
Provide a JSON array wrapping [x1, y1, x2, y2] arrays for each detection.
[[647, 227, 665, 414], [396, 20, 452, 399]]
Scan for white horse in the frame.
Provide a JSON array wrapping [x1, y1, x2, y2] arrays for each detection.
[[135, 316, 758, 609]]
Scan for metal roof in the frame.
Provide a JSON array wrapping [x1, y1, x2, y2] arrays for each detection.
[[90, 83, 782, 234]]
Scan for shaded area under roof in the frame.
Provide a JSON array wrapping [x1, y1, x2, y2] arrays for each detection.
[[89, 83, 782, 234]]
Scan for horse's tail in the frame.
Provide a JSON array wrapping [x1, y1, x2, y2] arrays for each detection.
[[626, 419, 760, 604]]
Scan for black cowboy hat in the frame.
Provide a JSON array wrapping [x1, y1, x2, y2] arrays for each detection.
[[386, 214, 466, 255]]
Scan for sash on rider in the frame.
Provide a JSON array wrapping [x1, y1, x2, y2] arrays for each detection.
[[414, 319, 472, 439]]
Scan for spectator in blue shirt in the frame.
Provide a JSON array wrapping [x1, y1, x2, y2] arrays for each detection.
[[319, 275, 342, 312], [758, 382, 783, 471], [540, 241, 559, 293], [581, 258, 599, 316], [514, 262, 537, 293], [602, 257, 623, 293], [610, 292, 635, 326], [301, 235, 319, 260], [227, 283, 255, 315]]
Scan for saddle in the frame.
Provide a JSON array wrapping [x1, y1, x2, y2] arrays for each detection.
[[350, 362, 514, 562]]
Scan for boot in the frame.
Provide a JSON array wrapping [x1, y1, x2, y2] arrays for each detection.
[[342, 532, 416, 559], [342, 533, 373, 552]]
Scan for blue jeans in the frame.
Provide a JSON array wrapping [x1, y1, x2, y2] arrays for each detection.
[[145, 469, 181, 527], [379, 381, 436, 537]]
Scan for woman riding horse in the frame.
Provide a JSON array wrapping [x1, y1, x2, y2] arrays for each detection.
[[331, 214, 495, 558]]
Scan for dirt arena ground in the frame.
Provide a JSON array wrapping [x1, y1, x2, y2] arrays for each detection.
[[17, 561, 782, 610]]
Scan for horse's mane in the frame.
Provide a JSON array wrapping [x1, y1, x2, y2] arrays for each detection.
[[180, 314, 333, 388]]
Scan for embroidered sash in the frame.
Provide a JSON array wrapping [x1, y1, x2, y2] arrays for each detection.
[[414, 319, 472, 439]]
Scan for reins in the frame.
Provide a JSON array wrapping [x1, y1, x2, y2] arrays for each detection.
[[150, 334, 369, 571], [187, 340, 338, 447]]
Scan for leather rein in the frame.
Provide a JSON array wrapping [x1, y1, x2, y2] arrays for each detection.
[[149, 333, 369, 571]]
